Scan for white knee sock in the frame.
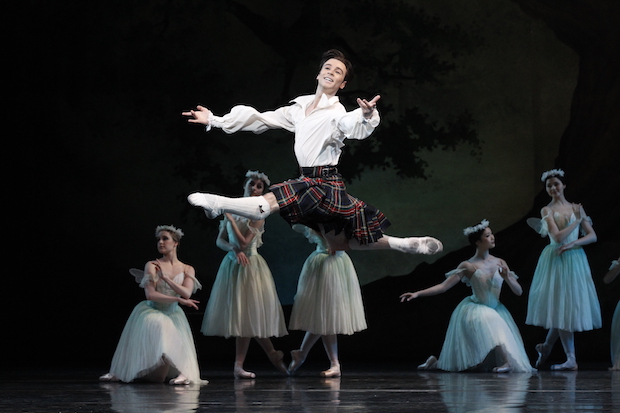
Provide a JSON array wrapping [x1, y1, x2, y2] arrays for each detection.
[[217, 195, 271, 220], [188, 193, 271, 220]]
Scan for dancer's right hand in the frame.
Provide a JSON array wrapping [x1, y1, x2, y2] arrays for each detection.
[[179, 297, 200, 310], [235, 251, 249, 267], [399, 292, 419, 302], [182, 105, 212, 125]]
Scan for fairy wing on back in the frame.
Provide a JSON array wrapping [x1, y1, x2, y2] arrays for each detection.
[[526, 217, 546, 237], [129, 268, 144, 284]]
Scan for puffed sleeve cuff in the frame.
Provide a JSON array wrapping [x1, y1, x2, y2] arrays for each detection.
[[203, 112, 216, 132], [184, 273, 202, 294], [445, 268, 466, 278], [446, 268, 470, 287], [361, 108, 380, 128]]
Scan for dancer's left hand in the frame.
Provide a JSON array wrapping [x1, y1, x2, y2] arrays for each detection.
[[357, 95, 381, 118], [557, 241, 576, 255]]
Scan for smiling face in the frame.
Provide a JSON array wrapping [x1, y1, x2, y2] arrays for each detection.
[[156, 230, 178, 255], [316, 58, 348, 93], [244, 178, 266, 197], [475, 227, 495, 250], [545, 176, 566, 199]]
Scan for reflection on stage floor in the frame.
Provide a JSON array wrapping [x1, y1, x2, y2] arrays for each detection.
[[1, 364, 618, 412]]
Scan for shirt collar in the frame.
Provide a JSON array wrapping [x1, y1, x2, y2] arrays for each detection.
[[291, 94, 340, 109]]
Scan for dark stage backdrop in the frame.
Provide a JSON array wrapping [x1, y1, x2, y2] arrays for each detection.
[[9, 0, 619, 370]]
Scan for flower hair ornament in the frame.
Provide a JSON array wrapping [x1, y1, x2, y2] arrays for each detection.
[[155, 225, 185, 240], [463, 219, 490, 236], [245, 170, 271, 186], [540, 168, 565, 182]]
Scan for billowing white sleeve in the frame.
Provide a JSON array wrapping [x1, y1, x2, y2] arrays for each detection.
[[338, 108, 380, 141], [209, 105, 296, 134]]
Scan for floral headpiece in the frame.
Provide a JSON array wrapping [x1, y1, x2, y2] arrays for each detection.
[[245, 170, 270, 186], [541, 169, 565, 182], [463, 219, 490, 236], [155, 225, 184, 240]]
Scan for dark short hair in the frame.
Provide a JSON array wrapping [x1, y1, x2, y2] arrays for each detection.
[[543, 174, 567, 186], [319, 49, 354, 82], [467, 227, 486, 246]]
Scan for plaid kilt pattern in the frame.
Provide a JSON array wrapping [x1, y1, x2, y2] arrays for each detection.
[[269, 167, 391, 244]]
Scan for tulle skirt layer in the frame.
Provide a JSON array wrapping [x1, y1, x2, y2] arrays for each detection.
[[289, 251, 367, 335], [436, 297, 534, 373], [526, 245, 601, 331], [201, 254, 287, 338], [612, 302, 620, 370], [109, 301, 201, 383]]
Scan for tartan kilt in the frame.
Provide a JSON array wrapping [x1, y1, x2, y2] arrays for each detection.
[[269, 169, 391, 245]]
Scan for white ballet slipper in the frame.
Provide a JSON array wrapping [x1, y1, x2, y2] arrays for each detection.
[[268, 350, 288, 375], [417, 355, 438, 370], [234, 367, 256, 379], [169, 374, 190, 385], [535, 343, 551, 369], [320, 365, 341, 378], [492, 365, 512, 373], [98, 373, 119, 382], [390, 237, 443, 255], [288, 350, 306, 375], [550, 356, 578, 371]]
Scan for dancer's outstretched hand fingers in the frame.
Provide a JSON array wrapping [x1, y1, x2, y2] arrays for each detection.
[[357, 95, 381, 117]]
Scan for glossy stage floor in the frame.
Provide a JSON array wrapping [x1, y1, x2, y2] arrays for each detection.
[[2, 364, 618, 412]]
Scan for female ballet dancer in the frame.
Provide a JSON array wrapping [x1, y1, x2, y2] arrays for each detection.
[[201, 171, 288, 379], [400, 220, 534, 373], [603, 257, 619, 370], [183, 49, 442, 256], [99, 225, 204, 384], [526, 169, 601, 371], [287, 225, 367, 378]]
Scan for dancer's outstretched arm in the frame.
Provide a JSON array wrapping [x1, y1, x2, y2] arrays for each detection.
[[399, 263, 471, 302]]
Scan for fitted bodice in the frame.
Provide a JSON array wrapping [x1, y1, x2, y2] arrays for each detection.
[[225, 216, 264, 259], [148, 272, 185, 313], [464, 269, 503, 309], [543, 212, 579, 246]]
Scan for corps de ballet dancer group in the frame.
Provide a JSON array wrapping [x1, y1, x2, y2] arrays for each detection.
[[99, 49, 616, 384]]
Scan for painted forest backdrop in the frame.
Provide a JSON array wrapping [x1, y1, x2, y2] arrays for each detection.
[[10, 0, 619, 368]]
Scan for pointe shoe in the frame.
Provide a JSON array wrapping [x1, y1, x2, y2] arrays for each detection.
[[288, 350, 306, 375], [535, 343, 550, 369], [492, 365, 512, 373], [320, 365, 341, 378], [187, 193, 221, 218], [98, 373, 119, 382], [402, 237, 443, 255], [169, 375, 190, 385], [417, 355, 438, 370], [234, 366, 256, 379], [550, 360, 578, 371], [268, 350, 288, 375]]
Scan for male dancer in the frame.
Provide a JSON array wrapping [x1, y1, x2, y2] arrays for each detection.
[[183, 49, 442, 255]]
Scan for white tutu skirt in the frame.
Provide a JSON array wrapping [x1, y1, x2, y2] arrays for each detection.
[[201, 253, 287, 338], [289, 250, 367, 335], [436, 296, 534, 373], [526, 245, 602, 331], [612, 302, 620, 370], [109, 300, 201, 383]]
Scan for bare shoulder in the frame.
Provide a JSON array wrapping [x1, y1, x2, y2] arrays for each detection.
[[145, 260, 159, 271], [458, 261, 476, 273], [182, 263, 196, 276], [540, 205, 553, 217]]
